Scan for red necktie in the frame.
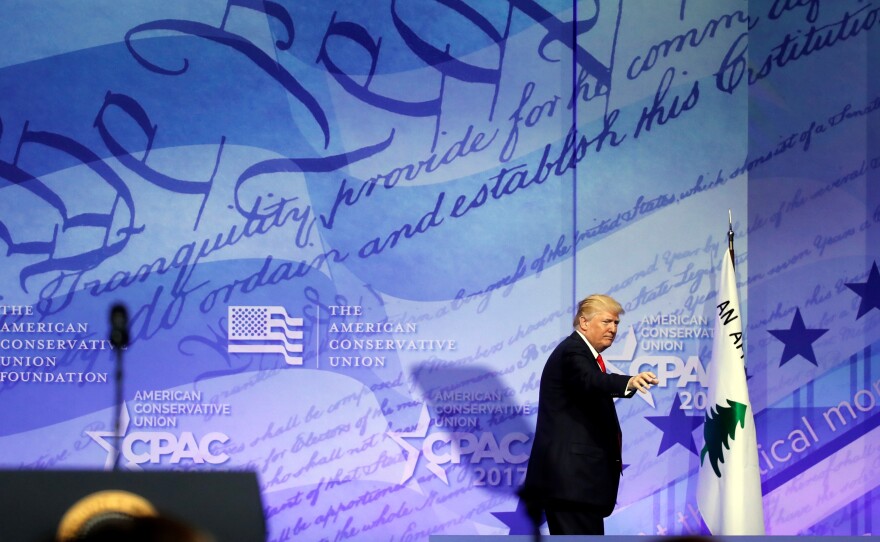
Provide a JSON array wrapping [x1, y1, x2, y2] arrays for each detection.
[[596, 354, 606, 373]]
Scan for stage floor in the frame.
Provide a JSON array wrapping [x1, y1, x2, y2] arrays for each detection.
[[431, 537, 875, 541]]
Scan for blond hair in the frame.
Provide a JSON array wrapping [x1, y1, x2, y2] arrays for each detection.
[[572, 294, 624, 327]]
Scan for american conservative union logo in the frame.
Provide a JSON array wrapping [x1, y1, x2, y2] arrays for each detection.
[[227, 305, 304, 365]]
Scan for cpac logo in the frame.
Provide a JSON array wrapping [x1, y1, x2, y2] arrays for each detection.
[[387, 405, 529, 484], [87, 405, 230, 470], [629, 355, 708, 387], [121, 432, 230, 466], [601, 327, 709, 408]]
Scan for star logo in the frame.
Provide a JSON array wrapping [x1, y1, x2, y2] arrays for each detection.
[[645, 393, 705, 456], [386, 405, 447, 484], [768, 308, 828, 367], [491, 497, 543, 535], [845, 261, 880, 319], [85, 403, 139, 470]]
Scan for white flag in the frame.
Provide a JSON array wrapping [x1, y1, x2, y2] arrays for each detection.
[[697, 249, 765, 534]]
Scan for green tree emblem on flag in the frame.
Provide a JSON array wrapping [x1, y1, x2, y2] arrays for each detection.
[[700, 400, 748, 477]]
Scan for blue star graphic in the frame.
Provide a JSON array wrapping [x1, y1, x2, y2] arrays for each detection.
[[845, 261, 880, 319], [491, 497, 543, 535], [768, 308, 828, 367], [645, 393, 704, 456]]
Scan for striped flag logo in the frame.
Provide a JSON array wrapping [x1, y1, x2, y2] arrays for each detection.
[[227, 306, 304, 366]]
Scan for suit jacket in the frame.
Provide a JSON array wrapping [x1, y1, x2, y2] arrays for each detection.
[[523, 331, 635, 517]]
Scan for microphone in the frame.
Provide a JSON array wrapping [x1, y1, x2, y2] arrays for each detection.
[[109, 304, 129, 349]]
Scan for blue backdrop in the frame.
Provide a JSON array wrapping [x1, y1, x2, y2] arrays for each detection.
[[1, 0, 878, 539]]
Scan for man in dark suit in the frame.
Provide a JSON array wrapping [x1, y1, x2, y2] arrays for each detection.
[[522, 294, 658, 535]]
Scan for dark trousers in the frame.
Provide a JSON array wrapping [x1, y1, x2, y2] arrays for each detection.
[[544, 499, 605, 535]]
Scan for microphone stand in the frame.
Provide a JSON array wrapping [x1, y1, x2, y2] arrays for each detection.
[[112, 345, 123, 471], [109, 304, 129, 471]]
